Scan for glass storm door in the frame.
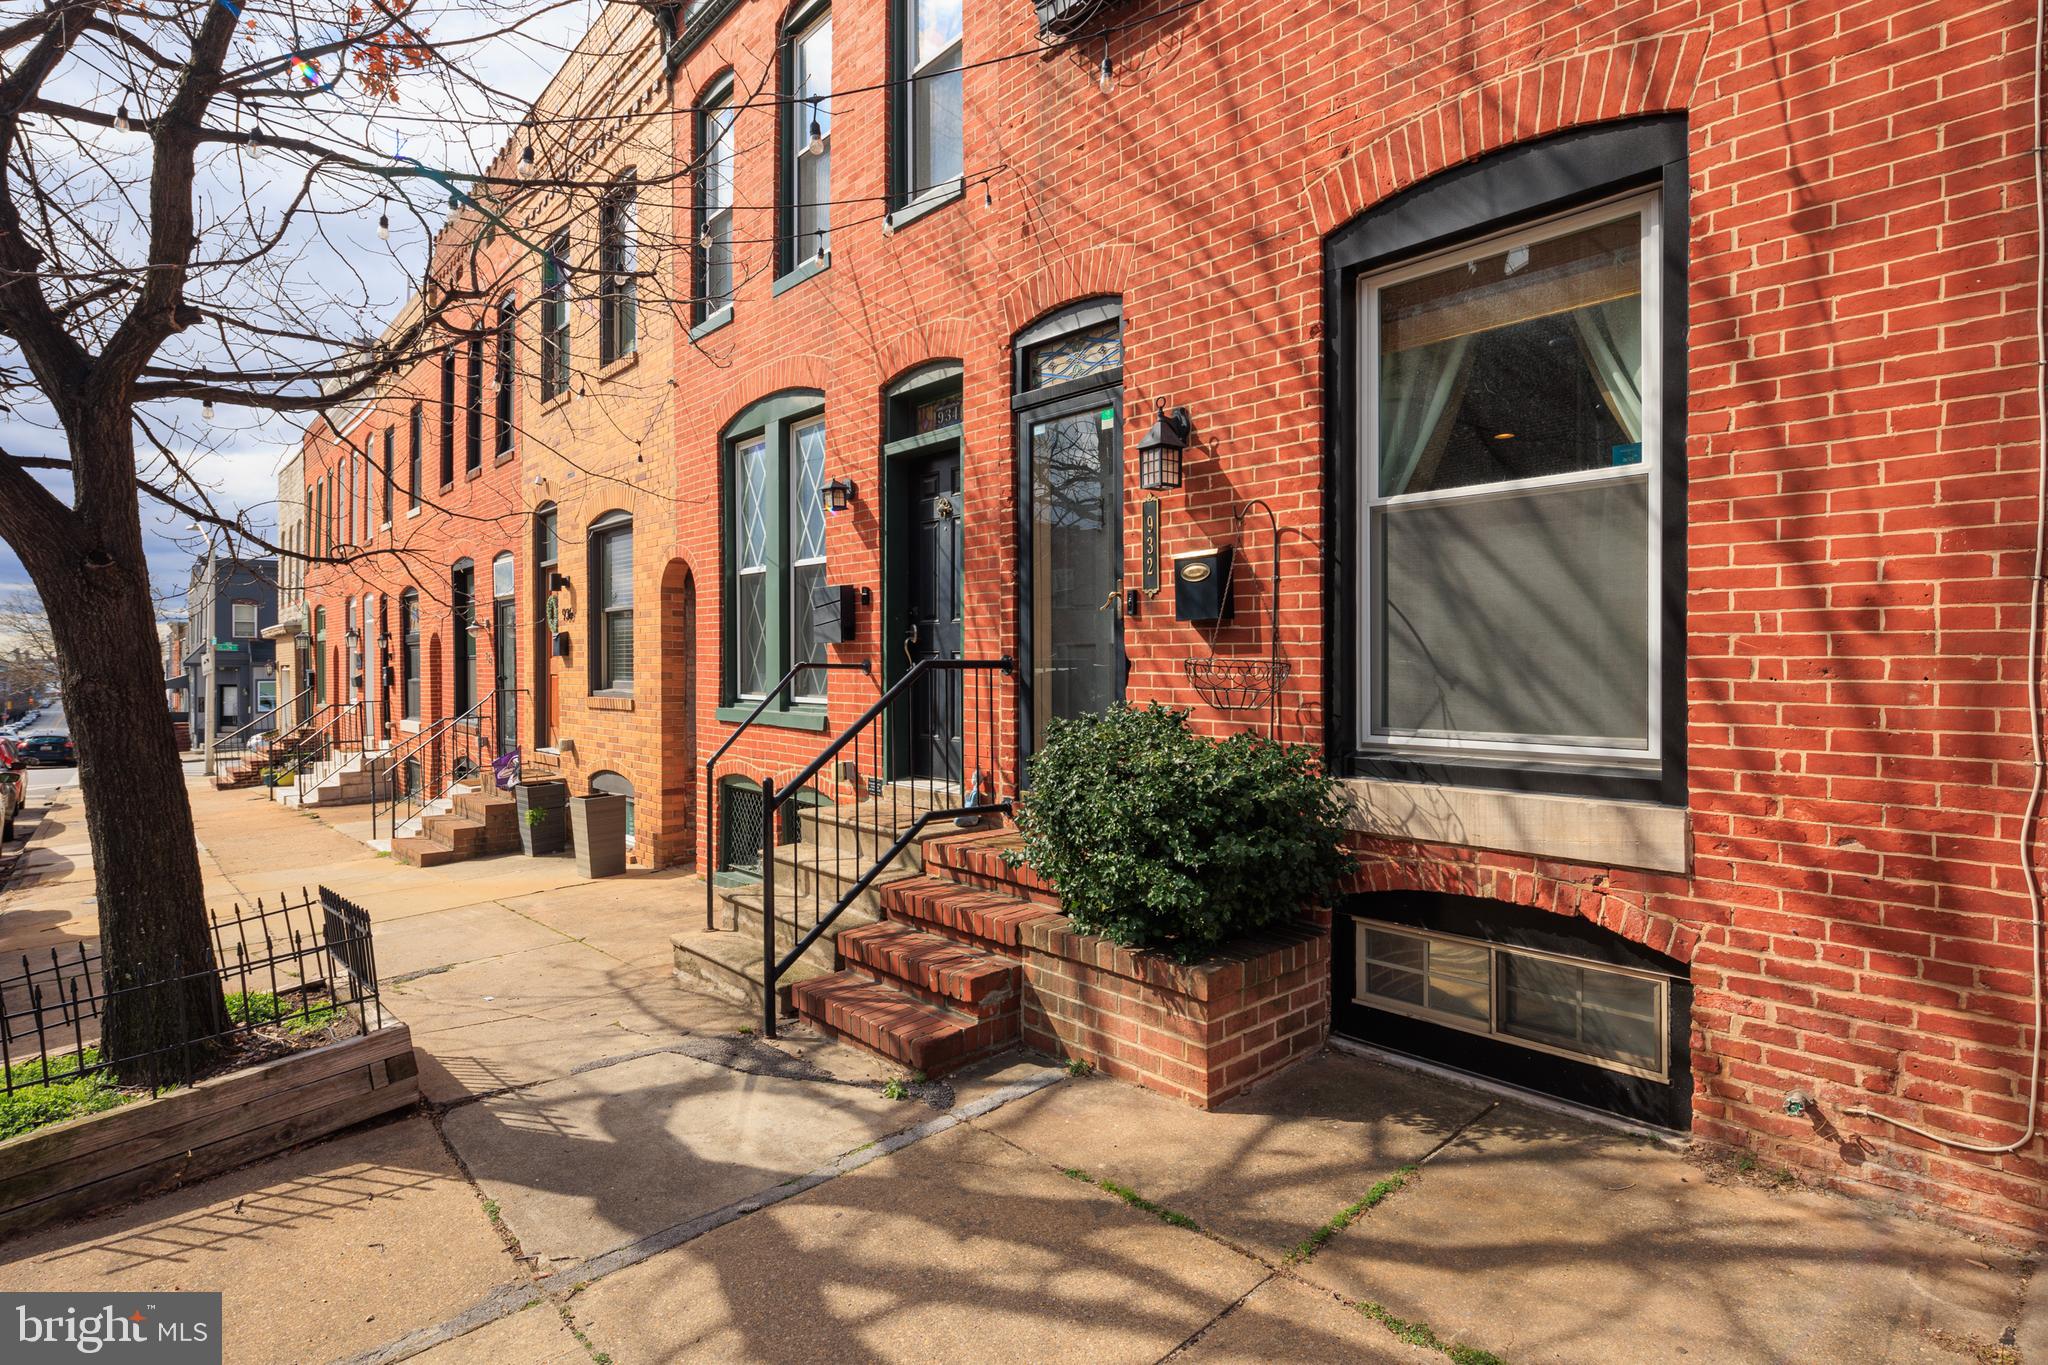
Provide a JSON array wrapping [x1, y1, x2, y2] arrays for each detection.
[[493, 599, 517, 752], [1026, 396, 1123, 750]]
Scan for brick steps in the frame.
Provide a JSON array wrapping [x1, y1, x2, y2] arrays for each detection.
[[835, 920, 1020, 1020], [787, 972, 1016, 1075], [879, 875, 1054, 953], [392, 790, 516, 867]]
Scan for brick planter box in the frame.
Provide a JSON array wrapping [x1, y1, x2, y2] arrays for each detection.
[[1020, 917, 1329, 1109], [0, 1023, 418, 1242]]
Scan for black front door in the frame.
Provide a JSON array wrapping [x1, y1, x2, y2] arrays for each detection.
[[1021, 391, 1124, 758], [903, 451, 963, 782], [492, 599, 516, 751]]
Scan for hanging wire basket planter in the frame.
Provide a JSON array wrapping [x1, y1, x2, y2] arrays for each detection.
[[1183, 656, 1292, 714]]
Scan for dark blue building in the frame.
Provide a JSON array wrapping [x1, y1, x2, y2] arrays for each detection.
[[181, 555, 279, 745]]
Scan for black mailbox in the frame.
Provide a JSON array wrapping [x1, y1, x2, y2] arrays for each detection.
[[1173, 546, 1234, 623], [552, 631, 572, 659], [811, 583, 858, 643]]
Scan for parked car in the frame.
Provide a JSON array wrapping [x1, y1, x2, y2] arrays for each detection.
[[0, 766, 17, 840], [19, 733, 73, 766]]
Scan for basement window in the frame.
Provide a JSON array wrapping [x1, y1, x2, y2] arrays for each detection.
[[1355, 919, 1668, 1081]]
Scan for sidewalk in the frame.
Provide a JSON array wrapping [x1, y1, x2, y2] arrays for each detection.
[[0, 779, 2038, 1364]]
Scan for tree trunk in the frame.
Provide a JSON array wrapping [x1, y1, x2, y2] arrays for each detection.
[[26, 462, 228, 1086]]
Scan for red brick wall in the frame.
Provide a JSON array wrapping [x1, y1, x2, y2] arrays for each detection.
[[1021, 917, 1331, 1109], [308, 0, 2048, 1240]]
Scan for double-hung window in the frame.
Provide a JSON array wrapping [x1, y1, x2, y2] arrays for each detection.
[[231, 600, 259, 639], [1361, 196, 1662, 770], [891, 0, 963, 212], [540, 233, 570, 400], [400, 589, 420, 720], [464, 332, 484, 474], [695, 79, 737, 323], [590, 512, 634, 692], [781, 6, 831, 275], [723, 396, 829, 719], [439, 347, 457, 486], [407, 404, 422, 509], [494, 295, 516, 459], [599, 180, 638, 365]]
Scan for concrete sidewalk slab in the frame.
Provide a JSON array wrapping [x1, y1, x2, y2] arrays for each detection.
[[411, 1299, 589, 1364], [503, 876, 704, 967], [440, 1048, 920, 1264], [407, 1010, 668, 1104], [1299, 1101, 2030, 1364], [565, 1123, 1269, 1363], [977, 1051, 1492, 1262], [0, 1116, 515, 1365], [371, 899, 576, 979], [1178, 1278, 1445, 1364]]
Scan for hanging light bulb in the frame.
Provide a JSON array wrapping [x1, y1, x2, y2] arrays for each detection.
[[807, 97, 824, 156], [1098, 40, 1115, 96], [521, 143, 535, 170], [880, 213, 894, 239], [114, 101, 131, 133], [201, 398, 215, 421], [376, 196, 390, 241], [984, 180, 993, 209]]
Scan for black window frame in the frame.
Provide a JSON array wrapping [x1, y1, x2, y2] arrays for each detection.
[[451, 559, 476, 715], [540, 231, 571, 400], [599, 178, 639, 366], [438, 347, 457, 488], [1323, 115, 1690, 808], [407, 403, 423, 509], [400, 588, 420, 719], [494, 293, 516, 461], [464, 331, 485, 474], [380, 425, 395, 525], [589, 510, 634, 693], [888, 0, 964, 214], [693, 74, 737, 325], [777, 1, 832, 280]]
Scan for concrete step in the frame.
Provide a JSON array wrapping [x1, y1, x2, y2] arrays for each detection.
[[835, 920, 1020, 1021], [877, 875, 1053, 954], [670, 927, 835, 1013], [715, 885, 884, 955], [788, 972, 1017, 1076]]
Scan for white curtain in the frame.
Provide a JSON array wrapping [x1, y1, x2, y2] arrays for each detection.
[[1573, 298, 1644, 442], [1377, 336, 1472, 497]]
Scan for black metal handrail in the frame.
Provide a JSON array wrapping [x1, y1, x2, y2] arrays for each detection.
[[757, 656, 1013, 1038], [270, 699, 364, 801], [214, 685, 313, 771], [373, 690, 521, 842], [703, 660, 871, 931]]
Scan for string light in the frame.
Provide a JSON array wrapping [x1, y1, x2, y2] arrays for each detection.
[[377, 196, 390, 241], [201, 399, 215, 421], [113, 100, 131, 133], [1098, 39, 1115, 96], [807, 97, 824, 156], [984, 180, 993, 209], [880, 214, 894, 238], [521, 143, 534, 170]]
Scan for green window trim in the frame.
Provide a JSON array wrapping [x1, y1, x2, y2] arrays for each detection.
[[722, 390, 830, 720]]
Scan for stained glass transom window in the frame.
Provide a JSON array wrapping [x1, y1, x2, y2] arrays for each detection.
[[1028, 320, 1122, 389]]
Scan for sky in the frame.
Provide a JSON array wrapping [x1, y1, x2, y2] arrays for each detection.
[[0, 0, 602, 618]]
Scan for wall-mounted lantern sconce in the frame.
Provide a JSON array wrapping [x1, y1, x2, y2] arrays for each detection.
[[344, 626, 362, 644], [549, 570, 572, 593], [465, 619, 489, 636], [1138, 402, 1194, 491], [820, 478, 858, 514]]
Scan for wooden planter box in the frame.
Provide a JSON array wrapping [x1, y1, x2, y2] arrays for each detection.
[[570, 792, 628, 878], [1020, 918, 1329, 1110], [0, 1023, 418, 1242]]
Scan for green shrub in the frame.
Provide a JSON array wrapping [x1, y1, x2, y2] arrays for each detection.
[[1017, 705, 1353, 959]]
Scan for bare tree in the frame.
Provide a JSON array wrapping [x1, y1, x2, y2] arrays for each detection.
[[0, 0, 693, 1075]]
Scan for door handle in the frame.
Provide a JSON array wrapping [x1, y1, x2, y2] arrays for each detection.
[[1100, 589, 1121, 614]]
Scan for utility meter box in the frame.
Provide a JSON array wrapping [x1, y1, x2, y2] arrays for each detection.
[[1173, 546, 1234, 623]]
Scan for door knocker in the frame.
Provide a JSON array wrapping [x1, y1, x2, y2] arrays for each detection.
[[934, 494, 957, 519]]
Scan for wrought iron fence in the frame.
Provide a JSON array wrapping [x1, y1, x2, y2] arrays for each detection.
[[0, 886, 384, 1098]]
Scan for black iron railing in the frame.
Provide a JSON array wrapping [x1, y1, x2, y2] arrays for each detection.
[[259, 699, 364, 800], [212, 686, 314, 775], [372, 690, 520, 842], [0, 886, 384, 1097], [757, 656, 1012, 1037], [704, 660, 872, 931]]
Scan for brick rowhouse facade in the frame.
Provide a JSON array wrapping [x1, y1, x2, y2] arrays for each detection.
[[304, 0, 2048, 1240]]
